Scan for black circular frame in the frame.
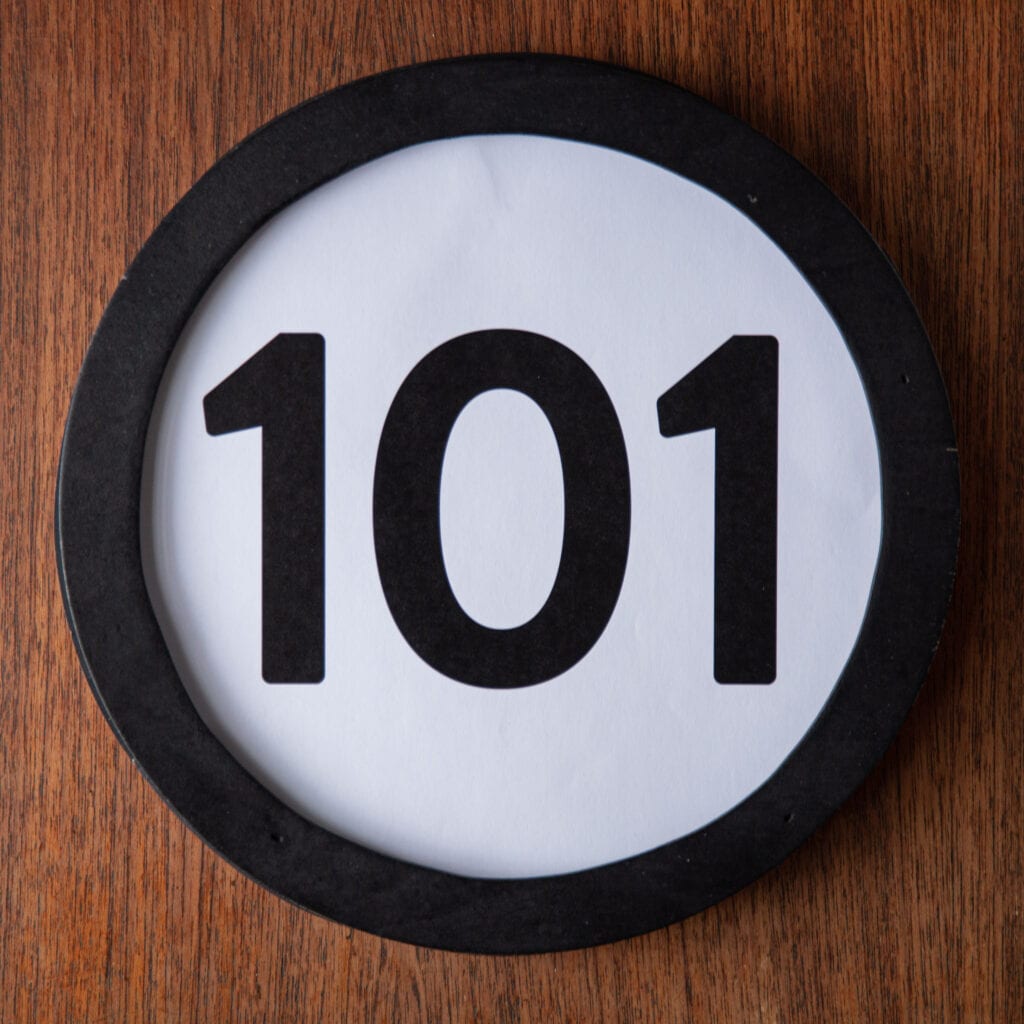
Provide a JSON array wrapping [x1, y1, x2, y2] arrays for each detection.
[[56, 55, 960, 953]]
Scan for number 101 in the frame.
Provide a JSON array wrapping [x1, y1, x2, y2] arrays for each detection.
[[203, 329, 778, 689]]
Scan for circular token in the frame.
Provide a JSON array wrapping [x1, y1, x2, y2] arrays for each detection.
[[57, 55, 959, 953]]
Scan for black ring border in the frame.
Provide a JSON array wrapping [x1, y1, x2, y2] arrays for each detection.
[[55, 54, 960, 955]]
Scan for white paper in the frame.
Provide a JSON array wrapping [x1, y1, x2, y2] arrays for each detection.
[[142, 134, 881, 878]]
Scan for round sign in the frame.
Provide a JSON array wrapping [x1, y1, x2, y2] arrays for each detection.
[[57, 55, 959, 952]]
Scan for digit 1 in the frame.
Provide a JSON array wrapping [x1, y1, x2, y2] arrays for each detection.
[[203, 333, 325, 683], [374, 329, 631, 689], [657, 336, 778, 684]]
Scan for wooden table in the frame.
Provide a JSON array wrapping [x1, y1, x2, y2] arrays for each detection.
[[2, 1, 1019, 1019]]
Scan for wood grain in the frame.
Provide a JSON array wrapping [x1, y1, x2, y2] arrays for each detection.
[[2, 0, 1020, 1019]]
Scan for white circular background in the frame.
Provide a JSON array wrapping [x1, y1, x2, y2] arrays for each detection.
[[143, 134, 881, 878]]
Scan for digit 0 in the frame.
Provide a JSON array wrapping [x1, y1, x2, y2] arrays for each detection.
[[373, 329, 631, 688]]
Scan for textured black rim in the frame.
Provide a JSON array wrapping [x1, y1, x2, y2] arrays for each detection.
[[55, 54, 960, 954]]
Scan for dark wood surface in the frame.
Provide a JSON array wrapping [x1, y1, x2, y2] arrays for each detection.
[[2, 1, 1020, 1019]]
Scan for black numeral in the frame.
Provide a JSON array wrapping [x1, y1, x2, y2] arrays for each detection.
[[373, 330, 631, 688], [203, 333, 325, 683], [658, 336, 778, 683], [205, 330, 779, 689]]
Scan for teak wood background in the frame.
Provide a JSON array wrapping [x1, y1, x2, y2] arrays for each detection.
[[2, 0, 1020, 1020]]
